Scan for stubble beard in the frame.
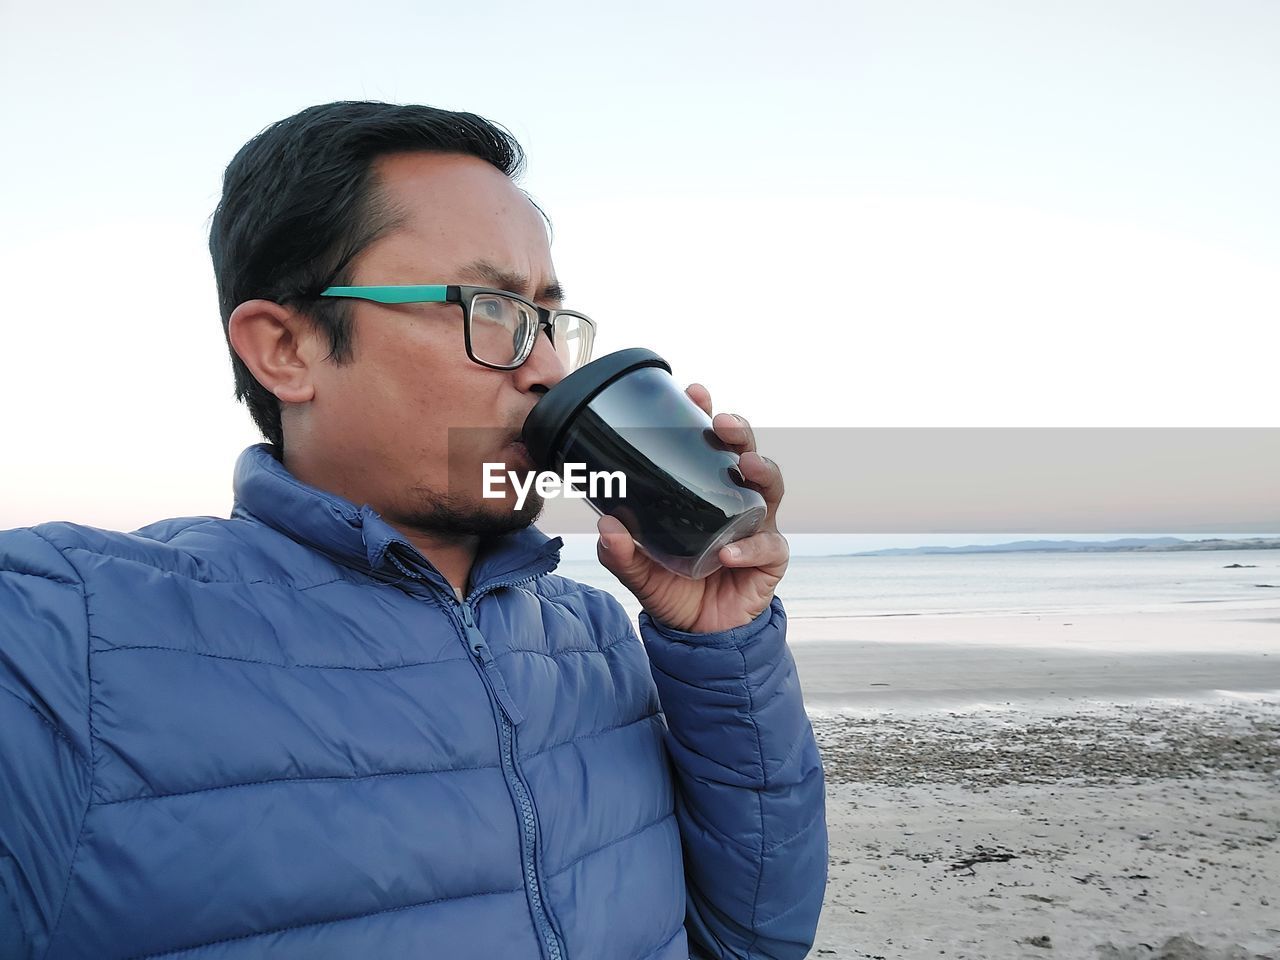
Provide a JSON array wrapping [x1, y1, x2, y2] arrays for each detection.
[[391, 485, 545, 539]]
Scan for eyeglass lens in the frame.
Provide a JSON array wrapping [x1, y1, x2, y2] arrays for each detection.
[[469, 294, 537, 367], [470, 294, 594, 371], [551, 314, 594, 371]]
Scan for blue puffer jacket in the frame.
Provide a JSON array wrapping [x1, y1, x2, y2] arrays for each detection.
[[0, 444, 827, 960]]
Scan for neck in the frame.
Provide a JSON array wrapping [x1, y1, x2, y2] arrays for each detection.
[[281, 444, 479, 596], [395, 528, 480, 597]]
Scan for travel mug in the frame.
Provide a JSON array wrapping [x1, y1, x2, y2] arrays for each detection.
[[522, 348, 767, 579]]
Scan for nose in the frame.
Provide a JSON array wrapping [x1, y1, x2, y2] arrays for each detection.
[[514, 325, 569, 395]]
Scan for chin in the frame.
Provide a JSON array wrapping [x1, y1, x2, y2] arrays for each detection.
[[396, 488, 544, 538], [484, 493, 544, 531]]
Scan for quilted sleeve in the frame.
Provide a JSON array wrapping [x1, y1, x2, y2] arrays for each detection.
[[0, 529, 94, 960], [639, 596, 827, 960]]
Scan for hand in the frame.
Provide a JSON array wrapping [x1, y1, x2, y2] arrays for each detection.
[[595, 382, 789, 634]]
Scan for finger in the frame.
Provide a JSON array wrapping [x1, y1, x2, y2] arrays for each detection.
[[712, 412, 755, 452], [735, 450, 784, 523], [720, 530, 790, 569], [685, 382, 713, 417], [596, 514, 652, 584]]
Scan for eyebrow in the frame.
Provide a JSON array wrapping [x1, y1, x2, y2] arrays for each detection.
[[457, 259, 565, 306]]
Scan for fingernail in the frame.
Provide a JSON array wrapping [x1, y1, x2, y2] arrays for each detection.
[[600, 536, 611, 551], [725, 544, 741, 559]]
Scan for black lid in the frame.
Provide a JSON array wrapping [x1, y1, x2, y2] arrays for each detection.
[[522, 347, 671, 469]]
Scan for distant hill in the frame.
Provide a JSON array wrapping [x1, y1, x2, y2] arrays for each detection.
[[841, 537, 1280, 557]]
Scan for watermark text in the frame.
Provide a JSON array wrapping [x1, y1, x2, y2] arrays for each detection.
[[483, 463, 627, 510]]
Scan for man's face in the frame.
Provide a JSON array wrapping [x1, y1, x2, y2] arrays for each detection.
[[293, 151, 569, 537]]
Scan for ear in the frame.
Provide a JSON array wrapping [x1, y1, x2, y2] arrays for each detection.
[[227, 299, 319, 404]]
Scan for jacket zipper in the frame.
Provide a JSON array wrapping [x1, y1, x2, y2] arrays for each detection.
[[390, 547, 567, 959], [458, 585, 566, 960]]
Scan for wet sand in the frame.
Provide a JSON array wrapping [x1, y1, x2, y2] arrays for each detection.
[[790, 605, 1280, 710], [793, 642, 1280, 710]]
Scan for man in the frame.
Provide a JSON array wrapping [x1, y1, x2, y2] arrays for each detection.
[[0, 101, 827, 959]]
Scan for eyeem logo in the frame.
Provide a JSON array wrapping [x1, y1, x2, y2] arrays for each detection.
[[483, 463, 627, 510]]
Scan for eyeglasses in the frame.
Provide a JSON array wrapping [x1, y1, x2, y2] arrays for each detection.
[[318, 284, 596, 372]]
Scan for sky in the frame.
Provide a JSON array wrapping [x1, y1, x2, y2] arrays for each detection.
[[1, 0, 1276, 550]]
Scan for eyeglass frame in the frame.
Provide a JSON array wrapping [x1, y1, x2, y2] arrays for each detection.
[[316, 284, 597, 372]]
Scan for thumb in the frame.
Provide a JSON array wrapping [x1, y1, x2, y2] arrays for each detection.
[[596, 515, 650, 585]]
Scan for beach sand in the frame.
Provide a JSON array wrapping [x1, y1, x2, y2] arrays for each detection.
[[796, 606, 1280, 959]]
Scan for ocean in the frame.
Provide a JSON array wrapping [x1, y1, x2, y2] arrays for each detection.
[[553, 547, 1280, 623]]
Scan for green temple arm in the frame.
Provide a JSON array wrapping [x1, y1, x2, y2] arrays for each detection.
[[319, 285, 451, 304]]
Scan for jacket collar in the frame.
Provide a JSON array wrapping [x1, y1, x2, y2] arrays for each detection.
[[230, 444, 563, 599]]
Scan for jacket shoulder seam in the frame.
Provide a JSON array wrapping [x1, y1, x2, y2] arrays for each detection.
[[27, 529, 95, 960]]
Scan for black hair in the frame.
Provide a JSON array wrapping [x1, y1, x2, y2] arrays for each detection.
[[209, 100, 526, 448]]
